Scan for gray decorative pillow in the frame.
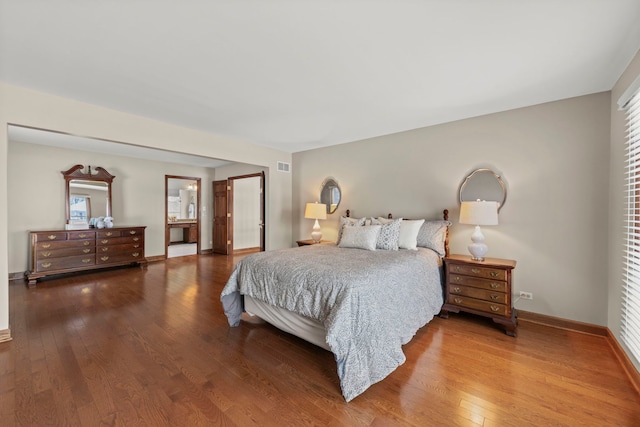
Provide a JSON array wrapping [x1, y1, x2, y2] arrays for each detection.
[[371, 217, 402, 250], [338, 225, 381, 251], [337, 216, 366, 244], [417, 220, 452, 256]]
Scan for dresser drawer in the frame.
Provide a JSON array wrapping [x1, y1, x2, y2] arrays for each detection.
[[447, 295, 508, 316], [97, 230, 121, 238], [33, 232, 68, 242], [36, 239, 94, 250], [448, 284, 507, 304], [36, 246, 95, 260], [96, 251, 144, 264], [36, 254, 95, 272], [447, 263, 507, 281], [96, 243, 143, 254], [447, 274, 507, 292], [67, 231, 96, 240], [97, 236, 144, 246]]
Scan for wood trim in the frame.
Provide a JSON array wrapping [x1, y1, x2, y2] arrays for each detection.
[[233, 247, 261, 255], [606, 329, 640, 395], [517, 310, 608, 336], [146, 255, 166, 263], [200, 248, 213, 255], [0, 328, 12, 343], [8, 272, 24, 281]]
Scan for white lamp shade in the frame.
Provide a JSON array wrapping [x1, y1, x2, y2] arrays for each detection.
[[304, 202, 327, 220], [459, 201, 499, 226]]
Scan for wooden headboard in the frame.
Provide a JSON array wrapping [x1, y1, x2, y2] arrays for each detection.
[[344, 209, 450, 257]]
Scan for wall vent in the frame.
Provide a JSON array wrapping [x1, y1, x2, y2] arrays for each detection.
[[277, 161, 291, 173]]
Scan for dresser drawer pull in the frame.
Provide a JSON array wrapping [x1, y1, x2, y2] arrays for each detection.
[[47, 235, 57, 240], [134, 244, 140, 248], [490, 294, 500, 301], [82, 258, 92, 264], [42, 262, 52, 268], [42, 251, 51, 257], [453, 287, 461, 293], [129, 230, 137, 235], [490, 305, 500, 312], [490, 271, 500, 278], [79, 233, 87, 238], [83, 249, 91, 253], [105, 232, 113, 236], [83, 241, 91, 246], [453, 266, 461, 272], [453, 276, 462, 282], [490, 283, 500, 289], [101, 256, 109, 261], [101, 247, 109, 252], [101, 240, 109, 244], [454, 297, 463, 304], [133, 237, 140, 241], [132, 252, 140, 257], [41, 243, 51, 249], [471, 268, 480, 274]]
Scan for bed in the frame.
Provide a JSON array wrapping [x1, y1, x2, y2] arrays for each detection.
[[221, 210, 450, 402]]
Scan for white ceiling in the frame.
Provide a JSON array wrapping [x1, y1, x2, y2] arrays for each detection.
[[1, 1, 640, 154]]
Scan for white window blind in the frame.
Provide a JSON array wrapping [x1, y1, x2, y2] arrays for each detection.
[[623, 82, 640, 363]]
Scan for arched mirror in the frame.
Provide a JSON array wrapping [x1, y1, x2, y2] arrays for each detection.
[[459, 168, 506, 211], [320, 177, 341, 214], [62, 164, 115, 226]]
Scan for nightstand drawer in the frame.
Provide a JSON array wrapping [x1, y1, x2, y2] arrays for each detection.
[[448, 263, 507, 281], [448, 284, 507, 304], [448, 274, 507, 292], [447, 295, 508, 316]]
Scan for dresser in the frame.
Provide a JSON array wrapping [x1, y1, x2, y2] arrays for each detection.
[[441, 254, 517, 336], [27, 226, 147, 287]]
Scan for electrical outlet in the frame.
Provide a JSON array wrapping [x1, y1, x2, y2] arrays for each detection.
[[519, 291, 533, 300]]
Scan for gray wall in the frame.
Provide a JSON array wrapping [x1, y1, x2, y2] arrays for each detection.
[[293, 92, 611, 326]]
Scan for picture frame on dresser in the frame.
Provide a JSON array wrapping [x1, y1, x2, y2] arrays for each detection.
[[440, 254, 517, 336]]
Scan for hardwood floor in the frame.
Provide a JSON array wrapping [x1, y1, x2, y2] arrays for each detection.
[[1, 254, 639, 426]]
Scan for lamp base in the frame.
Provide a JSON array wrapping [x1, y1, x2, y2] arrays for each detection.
[[311, 219, 322, 243], [467, 225, 488, 261]]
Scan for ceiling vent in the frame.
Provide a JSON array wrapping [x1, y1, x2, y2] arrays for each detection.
[[277, 161, 291, 173]]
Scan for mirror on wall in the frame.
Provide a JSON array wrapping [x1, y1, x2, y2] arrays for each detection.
[[62, 164, 114, 226], [320, 177, 341, 214], [459, 168, 506, 211]]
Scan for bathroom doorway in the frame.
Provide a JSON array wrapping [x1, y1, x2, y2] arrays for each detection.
[[165, 175, 201, 258]]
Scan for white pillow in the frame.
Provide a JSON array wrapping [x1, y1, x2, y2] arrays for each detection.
[[398, 219, 425, 250], [338, 225, 381, 251], [417, 220, 451, 256], [337, 216, 366, 244]]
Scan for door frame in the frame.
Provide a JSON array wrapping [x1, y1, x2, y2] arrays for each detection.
[[165, 175, 202, 258], [229, 172, 265, 252]]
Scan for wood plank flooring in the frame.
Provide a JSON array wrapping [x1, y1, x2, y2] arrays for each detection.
[[1, 254, 639, 426]]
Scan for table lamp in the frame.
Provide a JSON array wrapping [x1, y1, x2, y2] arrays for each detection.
[[304, 202, 327, 243], [459, 200, 499, 261]]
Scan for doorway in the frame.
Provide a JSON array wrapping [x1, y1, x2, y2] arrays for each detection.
[[165, 175, 201, 258], [213, 172, 265, 255]]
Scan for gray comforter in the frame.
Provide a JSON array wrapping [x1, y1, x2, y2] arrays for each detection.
[[220, 245, 444, 402]]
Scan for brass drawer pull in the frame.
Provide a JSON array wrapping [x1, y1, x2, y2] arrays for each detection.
[[471, 268, 480, 274], [101, 256, 109, 261], [454, 297, 463, 304], [453, 276, 462, 282], [490, 271, 500, 277], [129, 230, 137, 235], [453, 266, 461, 272], [42, 251, 51, 257], [101, 247, 109, 252], [47, 235, 57, 240], [490, 305, 500, 312], [453, 287, 461, 293], [83, 241, 91, 246], [42, 262, 52, 268], [79, 233, 87, 238], [101, 240, 109, 244], [490, 294, 500, 301], [41, 243, 51, 249], [133, 237, 140, 241], [106, 232, 113, 236], [490, 283, 500, 289], [83, 249, 91, 253], [82, 258, 91, 264], [132, 252, 139, 257], [134, 244, 140, 248]]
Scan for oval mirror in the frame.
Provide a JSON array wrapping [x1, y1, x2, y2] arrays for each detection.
[[62, 165, 115, 226], [459, 168, 506, 211], [320, 177, 341, 214]]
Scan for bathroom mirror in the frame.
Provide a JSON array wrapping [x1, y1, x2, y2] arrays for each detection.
[[459, 168, 506, 211], [63, 164, 115, 225], [320, 177, 341, 214]]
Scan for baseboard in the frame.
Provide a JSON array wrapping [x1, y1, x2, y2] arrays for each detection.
[[606, 329, 640, 395], [8, 272, 25, 282], [517, 310, 608, 336], [0, 328, 12, 343], [200, 249, 213, 255], [146, 255, 166, 263], [233, 247, 261, 255], [518, 310, 639, 395]]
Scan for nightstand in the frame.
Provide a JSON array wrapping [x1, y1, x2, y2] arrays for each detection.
[[441, 254, 517, 336], [296, 239, 332, 247]]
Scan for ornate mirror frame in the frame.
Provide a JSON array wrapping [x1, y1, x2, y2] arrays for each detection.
[[459, 168, 507, 212], [320, 177, 341, 214], [62, 164, 115, 224]]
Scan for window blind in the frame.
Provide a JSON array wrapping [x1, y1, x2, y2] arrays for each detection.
[[623, 82, 640, 363]]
